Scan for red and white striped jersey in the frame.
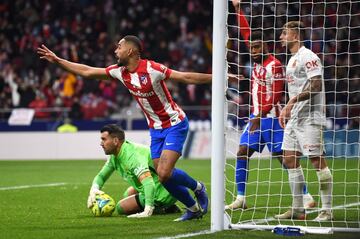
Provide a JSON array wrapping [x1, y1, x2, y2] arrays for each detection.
[[237, 10, 284, 117], [106, 59, 186, 129], [251, 56, 284, 117]]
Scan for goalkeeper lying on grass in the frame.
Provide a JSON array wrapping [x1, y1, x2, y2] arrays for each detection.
[[87, 124, 179, 218]]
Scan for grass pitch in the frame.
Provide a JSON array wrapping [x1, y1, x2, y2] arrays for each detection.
[[0, 159, 359, 239]]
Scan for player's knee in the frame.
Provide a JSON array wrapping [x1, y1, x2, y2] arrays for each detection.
[[237, 146, 252, 159], [157, 169, 171, 183], [237, 150, 248, 159], [123, 186, 137, 198], [116, 202, 125, 215]]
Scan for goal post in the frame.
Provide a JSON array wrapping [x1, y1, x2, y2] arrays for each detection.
[[211, 0, 360, 234], [211, 0, 228, 232]]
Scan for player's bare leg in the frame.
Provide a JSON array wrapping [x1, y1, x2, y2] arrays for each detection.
[[116, 195, 142, 215], [123, 186, 138, 197], [157, 150, 179, 183]]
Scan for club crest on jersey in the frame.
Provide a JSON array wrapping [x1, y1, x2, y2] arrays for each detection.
[[140, 75, 148, 85], [160, 64, 166, 72]]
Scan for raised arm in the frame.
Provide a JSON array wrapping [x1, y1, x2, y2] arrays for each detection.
[[37, 44, 108, 80], [169, 70, 212, 84], [232, 0, 250, 48]]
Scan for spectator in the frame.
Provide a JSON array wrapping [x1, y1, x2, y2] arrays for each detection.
[[28, 92, 50, 118], [57, 118, 78, 133]]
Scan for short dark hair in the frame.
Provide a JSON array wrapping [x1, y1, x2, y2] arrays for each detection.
[[123, 35, 143, 54], [100, 124, 125, 141], [283, 21, 306, 41], [250, 31, 267, 42]]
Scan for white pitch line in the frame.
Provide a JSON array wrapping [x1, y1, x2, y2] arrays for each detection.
[[0, 182, 68, 191], [241, 201, 360, 225], [155, 230, 214, 239]]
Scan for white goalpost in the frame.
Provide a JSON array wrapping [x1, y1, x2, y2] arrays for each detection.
[[211, 0, 228, 232], [212, 0, 360, 234]]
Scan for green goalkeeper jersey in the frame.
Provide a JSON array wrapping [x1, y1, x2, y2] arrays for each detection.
[[92, 140, 175, 207]]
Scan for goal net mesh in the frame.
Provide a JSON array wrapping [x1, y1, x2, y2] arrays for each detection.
[[225, 0, 359, 231]]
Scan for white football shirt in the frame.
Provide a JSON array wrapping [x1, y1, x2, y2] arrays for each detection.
[[285, 46, 326, 126]]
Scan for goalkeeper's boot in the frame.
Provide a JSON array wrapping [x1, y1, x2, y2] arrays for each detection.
[[303, 193, 316, 209], [174, 209, 203, 222], [225, 195, 247, 210], [194, 182, 209, 215], [163, 204, 182, 214], [313, 210, 333, 221], [274, 208, 306, 220], [154, 204, 181, 214]]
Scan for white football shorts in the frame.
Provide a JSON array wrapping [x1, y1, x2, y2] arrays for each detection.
[[282, 124, 325, 156]]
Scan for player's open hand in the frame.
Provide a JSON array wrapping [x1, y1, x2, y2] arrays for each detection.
[[279, 104, 292, 128], [87, 188, 105, 209], [231, 0, 241, 11], [228, 73, 244, 82], [127, 205, 154, 218], [249, 116, 260, 133], [37, 44, 60, 63]]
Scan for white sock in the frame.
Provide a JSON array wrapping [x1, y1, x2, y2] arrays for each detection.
[[236, 194, 245, 200], [188, 202, 200, 212], [236, 195, 245, 201], [316, 167, 333, 210], [303, 193, 313, 201], [194, 182, 202, 192], [288, 167, 305, 211]]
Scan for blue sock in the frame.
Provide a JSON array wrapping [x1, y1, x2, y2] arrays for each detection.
[[303, 183, 309, 194], [168, 168, 198, 191], [162, 181, 196, 208], [236, 159, 248, 196]]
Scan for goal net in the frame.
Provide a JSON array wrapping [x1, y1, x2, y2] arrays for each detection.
[[212, 0, 360, 234]]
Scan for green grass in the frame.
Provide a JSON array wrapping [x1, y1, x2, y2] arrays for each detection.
[[0, 159, 359, 239]]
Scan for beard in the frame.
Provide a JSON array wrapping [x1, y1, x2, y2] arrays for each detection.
[[251, 55, 262, 63], [103, 146, 115, 155], [117, 57, 128, 67]]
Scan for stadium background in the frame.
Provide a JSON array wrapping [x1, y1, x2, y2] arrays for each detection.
[[0, 0, 358, 158], [0, 0, 358, 130], [0, 1, 359, 238]]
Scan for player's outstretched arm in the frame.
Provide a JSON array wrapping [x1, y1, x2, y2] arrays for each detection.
[[169, 70, 212, 84], [232, 0, 241, 12], [87, 161, 115, 208], [128, 171, 155, 218], [37, 44, 108, 80]]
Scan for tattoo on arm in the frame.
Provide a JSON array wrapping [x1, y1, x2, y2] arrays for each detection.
[[292, 76, 322, 103]]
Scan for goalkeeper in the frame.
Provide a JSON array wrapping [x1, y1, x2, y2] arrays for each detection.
[[87, 124, 178, 218]]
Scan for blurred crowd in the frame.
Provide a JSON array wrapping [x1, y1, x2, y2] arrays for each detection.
[[0, 0, 212, 120], [227, 1, 359, 128], [0, 0, 358, 128]]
